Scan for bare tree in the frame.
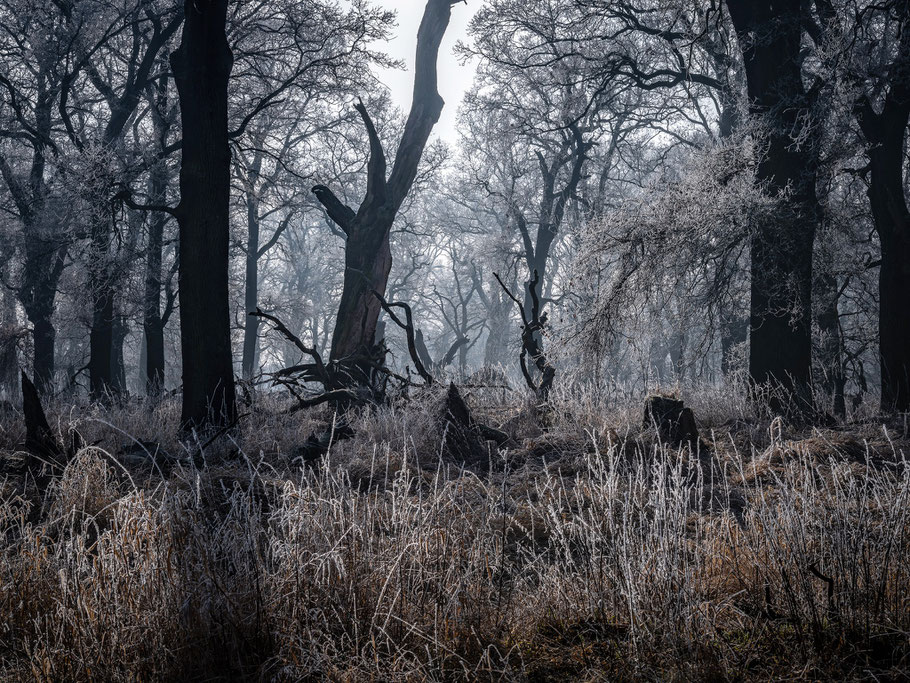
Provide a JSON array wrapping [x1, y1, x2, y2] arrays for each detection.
[[0, 0, 70, 392], [311, 0, 463, 390]]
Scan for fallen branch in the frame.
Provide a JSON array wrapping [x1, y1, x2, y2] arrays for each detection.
[[250, 308, 333, 388], [288, 389, 360, 414], [371, 290, 435, 385]]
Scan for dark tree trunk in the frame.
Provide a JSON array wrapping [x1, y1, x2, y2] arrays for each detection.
[[88, 231, 115, 401], [144, 65, 171, 397], [329, 227, 392, 382], [856, 17, 910, 413], [0, 290, 19, 400], [30, 315, 56, 393], [110, 313, 128, 396], [241, 154, 263, 381], [144, 166, 168, 395], [519, 125, 589, 325], [815, 272, 845, 418], [878, 234, 910, 413], [21, 235, 66, 394], [242, 227, 259, 380], [85, 16, 179, 403], [727, 0, 820, 416], [714, 67, 747, 379], [21, 371, 61, 460], [170, 0, 237, 428], [313, 0, 459, 389], [3, 70, 66, 396]]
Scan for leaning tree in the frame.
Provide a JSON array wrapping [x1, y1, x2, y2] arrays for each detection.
[[311, 0, 463, 389]]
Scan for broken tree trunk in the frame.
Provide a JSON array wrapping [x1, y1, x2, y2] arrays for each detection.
[[439, 383, 509, 466], [22, 371, 63, 462], [643, 395, 699, 447]]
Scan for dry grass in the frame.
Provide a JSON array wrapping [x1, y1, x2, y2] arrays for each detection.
[[1, 385, 909, 681]]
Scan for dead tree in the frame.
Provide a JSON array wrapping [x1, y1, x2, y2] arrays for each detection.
[[495, 270, 556, 403], [370, 292, 435, 385], [311, 0, 462, 391], [15, 372, 83, 490]]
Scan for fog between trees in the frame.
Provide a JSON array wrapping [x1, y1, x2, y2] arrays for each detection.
[[0, 0, 907, 427]]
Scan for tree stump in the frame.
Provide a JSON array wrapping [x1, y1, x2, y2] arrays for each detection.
[[22, 371, 63, 462], [439, 383, 487, 465], [643, 395, 699, 447]]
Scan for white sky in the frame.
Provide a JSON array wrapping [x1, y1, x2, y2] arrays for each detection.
[[372, 0, 484, 145]]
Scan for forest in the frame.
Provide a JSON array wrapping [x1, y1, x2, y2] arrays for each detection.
[[0, 0, 909, 680]]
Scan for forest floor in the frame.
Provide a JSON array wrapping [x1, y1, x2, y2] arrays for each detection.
[[0, 383, 909, 681]]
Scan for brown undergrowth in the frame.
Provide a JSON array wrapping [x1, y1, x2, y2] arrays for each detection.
[[0, 385, 908, 681]]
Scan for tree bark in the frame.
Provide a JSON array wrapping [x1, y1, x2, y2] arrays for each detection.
[[144, 63, 172, 397], [727, 0, 820, 416], [110, 313, 129, 396], [144, 164, 168, 395], [313, 0, 459, 388], [241, 152, 264, 381], [170, 0, 237, 428], [855, 11, 910, 413], [21, 237, 66, 394]]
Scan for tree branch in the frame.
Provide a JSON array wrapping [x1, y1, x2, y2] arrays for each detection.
[[311, 185, 355, 234], [370, 289, 435, 385]]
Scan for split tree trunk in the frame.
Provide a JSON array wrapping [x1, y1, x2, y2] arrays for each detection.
[[170, 0, 237, 428], [0, 52, 65, 396], [519, 125, 589, 327], [313, 0, 460, 389]]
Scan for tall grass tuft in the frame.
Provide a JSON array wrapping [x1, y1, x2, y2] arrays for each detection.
[[1, 385, 908, 680]]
